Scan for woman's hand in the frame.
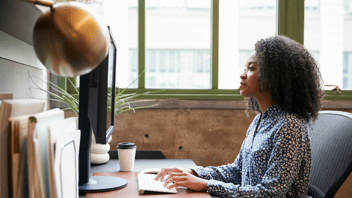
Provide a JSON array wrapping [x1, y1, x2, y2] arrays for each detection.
[[154, 167, 208, 191]]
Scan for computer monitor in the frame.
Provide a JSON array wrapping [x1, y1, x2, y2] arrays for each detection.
[[78, 26, 127, 193]]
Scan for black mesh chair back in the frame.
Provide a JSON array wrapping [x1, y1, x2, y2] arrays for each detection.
[[307, 111, 352, 198]]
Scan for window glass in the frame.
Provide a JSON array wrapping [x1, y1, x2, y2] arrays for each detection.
[[344, 52, 352, 89], [218, 0, 278, 89], [145, 0, 211, 89], [304, 0, 352, 90], [89, 0, 138, 88]]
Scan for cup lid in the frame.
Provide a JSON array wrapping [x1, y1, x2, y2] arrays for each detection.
[[117, 142, 137, 149]]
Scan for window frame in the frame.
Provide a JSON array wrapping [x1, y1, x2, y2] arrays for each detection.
[[60, 0, 352, 100]]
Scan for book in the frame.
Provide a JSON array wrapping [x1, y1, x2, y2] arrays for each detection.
[[27, 109, 80, 198], [0, 92, 12, 101], [9, 115, 32, 198], [0, 99, 45, 198], [53, 127, 80, 198], [2, 99, 80, 198], [47, 117, 80, 198], [27, 108, 64, 198]]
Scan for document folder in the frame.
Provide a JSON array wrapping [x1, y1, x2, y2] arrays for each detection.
[[0, 99, 45, 198], [27, 108, 64, 198]]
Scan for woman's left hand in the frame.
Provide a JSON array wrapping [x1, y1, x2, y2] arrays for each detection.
[[155, 167, 208, 191]]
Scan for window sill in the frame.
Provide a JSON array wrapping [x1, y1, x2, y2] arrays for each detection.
[[127, 99, 352, 110]]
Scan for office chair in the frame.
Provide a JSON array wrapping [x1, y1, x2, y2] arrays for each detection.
[[307, 111, 352, 198]]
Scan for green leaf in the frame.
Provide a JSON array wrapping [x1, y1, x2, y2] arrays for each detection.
[[28, 71, 163, 117]]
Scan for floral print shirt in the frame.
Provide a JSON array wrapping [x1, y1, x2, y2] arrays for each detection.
[[192, 105, 311, 198]]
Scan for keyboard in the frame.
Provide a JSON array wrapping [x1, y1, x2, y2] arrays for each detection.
[[138, 173, 177, 194]]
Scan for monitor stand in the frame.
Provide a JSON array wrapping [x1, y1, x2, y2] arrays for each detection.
[[79, 176, 127, 193]]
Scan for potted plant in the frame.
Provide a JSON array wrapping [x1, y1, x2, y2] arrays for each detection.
[[28, 73, 162, 164]]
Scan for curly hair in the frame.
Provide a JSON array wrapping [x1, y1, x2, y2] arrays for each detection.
[[246, 35, 324, 122]]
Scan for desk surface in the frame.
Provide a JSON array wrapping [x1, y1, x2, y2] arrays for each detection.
[[90, 159, 197, 175], [80, 159, 219, 198]]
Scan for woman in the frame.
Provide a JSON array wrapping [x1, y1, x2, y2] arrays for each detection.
[[154, 35, 324, 197]]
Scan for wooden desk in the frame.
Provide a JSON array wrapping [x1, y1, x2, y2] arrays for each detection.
[[80, 159, 218, 198], [90, 159, 197, 174]]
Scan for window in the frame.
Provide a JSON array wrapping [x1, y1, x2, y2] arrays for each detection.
[[99, 0, 138, 88], [144, 0, 211, 89], [61, 0, 351, 100], [104, 0, 276, 91], [169, 50, 177, 72], [219, 0, 277, 89], [344, 52, 352, 89], [304, 0, 351, 90]]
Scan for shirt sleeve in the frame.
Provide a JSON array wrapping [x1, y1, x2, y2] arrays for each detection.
[[194, 121, 305, 198], [191, 153, 243, 185]]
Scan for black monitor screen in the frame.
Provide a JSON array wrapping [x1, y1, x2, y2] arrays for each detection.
[[78, 26, 119, 191], [105, 38, 116, 140]]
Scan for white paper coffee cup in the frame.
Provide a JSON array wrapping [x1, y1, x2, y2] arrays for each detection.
[[117, 142, 137, 172]]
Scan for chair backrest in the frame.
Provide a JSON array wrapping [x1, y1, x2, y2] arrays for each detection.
[[307, 111, 352, 198]]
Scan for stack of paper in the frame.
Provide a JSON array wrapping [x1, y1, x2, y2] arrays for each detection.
[[47, 117, 80, 198], [1, 98, 80, 198], [0, 92, 13, 198], [27, 109, 81, 198], [28, 108, 65, 198], [0, 99, 45, 198]]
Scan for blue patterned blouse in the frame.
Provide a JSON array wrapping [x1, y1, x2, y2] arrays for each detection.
[[192, 105, 311, 198]]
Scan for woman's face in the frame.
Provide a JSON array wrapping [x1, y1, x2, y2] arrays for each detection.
[[239, 51, 261, 98]]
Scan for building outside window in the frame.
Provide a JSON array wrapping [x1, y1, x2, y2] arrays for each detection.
[[304, 0, 352, 90], [344, 52, 352, 89], [86, 0, 352, 92]]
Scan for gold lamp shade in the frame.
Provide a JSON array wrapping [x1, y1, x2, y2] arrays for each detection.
[[33, 1, 110, 77]]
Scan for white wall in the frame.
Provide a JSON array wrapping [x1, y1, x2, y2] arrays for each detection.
[[0, 30, 48, 110]]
